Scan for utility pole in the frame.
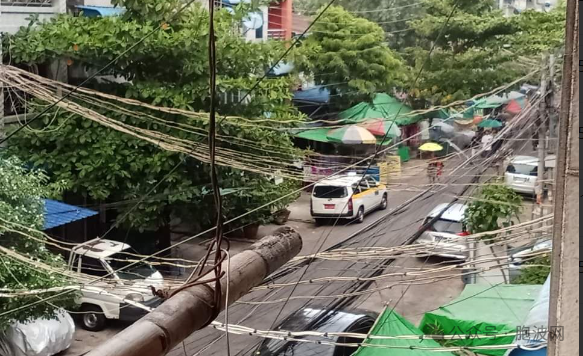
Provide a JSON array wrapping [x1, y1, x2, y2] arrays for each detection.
[[85, 228, 302, 356], [536, 55, 548, 206], [0, 3, 5, 148], [547, 0, 579, 354]]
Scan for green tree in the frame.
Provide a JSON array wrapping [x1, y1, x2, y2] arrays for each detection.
[[506, 3, 567, 55], [4, 1, 302, 248], [464, 182, 523, 238], [514, 254, 551, 285], [0, 157, 77, 328], [294, 6, 407, 109], [407, 0, 523, 106], [294, 0, 423, 50]]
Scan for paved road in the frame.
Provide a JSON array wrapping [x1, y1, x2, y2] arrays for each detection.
[[169, 157, 483, 356]]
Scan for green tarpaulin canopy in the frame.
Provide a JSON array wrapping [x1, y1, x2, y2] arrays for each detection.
[[353, 309, 455, 356], [339, 93, 422, 126], [293, 127, 392, 146], [293, 127, 332, 143], [419, 284, 542, 356]]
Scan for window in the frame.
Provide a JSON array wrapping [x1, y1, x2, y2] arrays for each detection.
[[358, 179, 370, 191], [365, 176, 378, 187], [107, 249, 157, 280], [80, 256, 109, 277], [313, 186, 348, 199], [507, 164, 538, 176], [430, 218, 464, 234]]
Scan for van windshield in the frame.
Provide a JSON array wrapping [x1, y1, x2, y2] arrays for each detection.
[[106, 249, 157, 280], [507, 164, 538, 176], [313, 186, 348, 199]]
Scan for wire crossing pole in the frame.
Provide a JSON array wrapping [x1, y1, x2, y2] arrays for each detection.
[[547, 0, 579, 354], [85, 228, 302, 356]]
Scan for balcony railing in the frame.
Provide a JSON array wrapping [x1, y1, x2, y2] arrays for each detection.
[[267, 29, 286, 40], [1, 0, 53, 6]]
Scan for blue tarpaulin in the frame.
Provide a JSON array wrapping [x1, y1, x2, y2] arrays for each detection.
[[43, 199, 98, 230], [76, 5, 125, 17]]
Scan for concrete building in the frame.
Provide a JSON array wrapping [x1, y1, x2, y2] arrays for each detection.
[[219, 0, 293, 42], [498, 0, 557, 16], [0, 0, 67, 34]]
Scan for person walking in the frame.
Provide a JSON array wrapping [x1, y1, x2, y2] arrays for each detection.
[[481, 129, 494, 158], [427, 157, 443, 184]]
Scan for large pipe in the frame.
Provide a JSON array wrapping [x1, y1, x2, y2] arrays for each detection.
[[86, 227, 302, 356]]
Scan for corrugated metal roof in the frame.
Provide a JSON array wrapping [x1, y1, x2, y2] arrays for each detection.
[[43, 199, 98, 230]]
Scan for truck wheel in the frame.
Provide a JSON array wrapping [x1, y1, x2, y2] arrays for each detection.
[[80, 304, 107, 332], [356, 207, 365, 224]]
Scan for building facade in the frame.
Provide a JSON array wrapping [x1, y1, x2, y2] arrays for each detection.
[[498, 0, 557, 16], [0, 0, 67, 34]]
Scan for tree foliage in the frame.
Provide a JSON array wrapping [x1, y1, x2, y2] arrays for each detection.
[[506, 3, 566, 55], [0, 157, 77, 328], [294, 6, 407, 109], [514, 254, 551, 285], [464, 182, 523, 240], [407, 0, 525, 106], [4, 1, 302, 235], [294, 0, 423, 50]]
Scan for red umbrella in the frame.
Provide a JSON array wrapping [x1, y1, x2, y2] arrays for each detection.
[[358, 119, 401, 137], [506, 99, 523, 115]]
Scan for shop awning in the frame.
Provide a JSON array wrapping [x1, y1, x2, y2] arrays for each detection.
[[353, 309, 455, 356], [339, 93, 422, 126], [293, 127, 392, 146]]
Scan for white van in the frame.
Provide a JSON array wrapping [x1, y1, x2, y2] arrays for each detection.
[[310, 174, 388, 224], [68, 239, 164, 331], [416, 203, 470, 260], [504, 155, 556, 195]]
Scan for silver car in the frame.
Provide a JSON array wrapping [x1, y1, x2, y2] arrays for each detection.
[[416, 203, 470, 260], [504, 155, 556, 195], [508, 239, 552, 282]]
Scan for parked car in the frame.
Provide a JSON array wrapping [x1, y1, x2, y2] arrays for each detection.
[[415, 203, 470, 260], [504, 155, 556, 195], [0, 309, 74, 356], [257, 308, 377, 356], [67, 239, 164, 331], [508, 239, 552, 282], [311, 174, 388, 224]]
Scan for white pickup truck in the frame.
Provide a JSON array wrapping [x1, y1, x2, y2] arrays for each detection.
[[67, 238, 164, 331]]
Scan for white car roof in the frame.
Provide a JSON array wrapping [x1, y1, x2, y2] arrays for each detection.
[[72, 239, 130, 259], [428, 203, 467, 221], [510, 155, 556, 168], [316, 174, 371, 187]]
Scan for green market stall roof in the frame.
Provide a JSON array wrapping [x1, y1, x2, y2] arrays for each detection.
[[293, 127, 392, 146], [353, 309, 455, 356], [419, 284, 542, 356], [339, 93, 422, 126]]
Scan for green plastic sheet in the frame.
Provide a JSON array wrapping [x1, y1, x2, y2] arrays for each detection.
[[339, 93, 422, 126], [419, 284, 542, 356], [353, 309, 455, 356], [293, 127, 392, 146]]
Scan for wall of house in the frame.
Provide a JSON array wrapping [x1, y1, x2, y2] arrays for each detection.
[[267, 0, 292, 40], [0, 0, 67, 34], [82, 0, 114, 6], [499, 0, 557, 16]]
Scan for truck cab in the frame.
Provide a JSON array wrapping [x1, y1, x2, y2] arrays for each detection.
[[67, 239, 164, 331]]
